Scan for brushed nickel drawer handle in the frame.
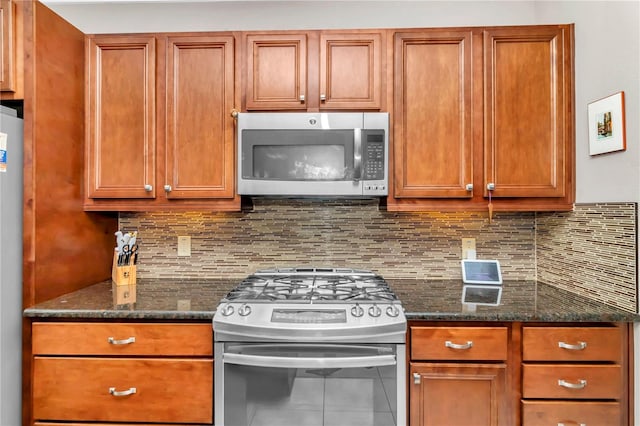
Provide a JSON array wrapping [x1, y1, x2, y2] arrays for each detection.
[[108, 336, 136, 345], [558, 422, 586, 426], [109, 387, 136, 397], [445, 340, 473, 350], [558, 341, 587, 350], [558, 379, 587, 389]]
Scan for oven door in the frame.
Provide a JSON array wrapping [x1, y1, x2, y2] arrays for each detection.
[[214, 342, 405, 426]]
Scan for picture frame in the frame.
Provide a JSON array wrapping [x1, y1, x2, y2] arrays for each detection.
[[588, 91, 626, 156]]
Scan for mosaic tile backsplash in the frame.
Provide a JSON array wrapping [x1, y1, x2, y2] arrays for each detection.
[[536, 203, 637, 313], [120, 199, 536, 281], [119, 200, 637, 313]]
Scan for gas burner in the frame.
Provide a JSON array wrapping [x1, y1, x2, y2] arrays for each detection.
[[221, 268, 399, 304]]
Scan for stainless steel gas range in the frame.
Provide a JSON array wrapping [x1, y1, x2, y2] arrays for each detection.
[[213, 268, 407, 426]]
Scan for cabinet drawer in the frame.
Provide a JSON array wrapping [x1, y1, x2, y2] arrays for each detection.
[[411, 327, 508, 361], [521, 401, 620, 425], [32, 322, 212, 356], [522, 364, 622, 400], [33, 357, 213, 423], [523, 326, 623, 362]]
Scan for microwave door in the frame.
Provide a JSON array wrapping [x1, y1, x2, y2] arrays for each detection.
[[239, 129, 364, 196]]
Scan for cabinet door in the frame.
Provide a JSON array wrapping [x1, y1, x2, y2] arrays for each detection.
[[484, 26, 570, 198], [410, 363, 507, 426], [394, 31, 473, 198], [246, 33, 307, 110], [165, 35, 235, 199], [319, 32, 381, 110], [86, 36, 156, 198], [0, 0, 14, 92]]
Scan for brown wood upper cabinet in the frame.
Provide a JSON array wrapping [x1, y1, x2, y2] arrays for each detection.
[[85, 34, 239, 211], [86, 35, 156, 200], [393, 30, 473, 199], [484, 26, 571, 200], [245, 31, 383, 111], [0, 0, 15, 92], [390, 25, 574, 212]]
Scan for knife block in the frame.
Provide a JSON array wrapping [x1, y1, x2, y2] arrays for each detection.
[[112, 250, 136, 305]]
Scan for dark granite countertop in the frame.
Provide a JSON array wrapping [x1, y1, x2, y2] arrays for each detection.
[[23, 278, 640, 322]]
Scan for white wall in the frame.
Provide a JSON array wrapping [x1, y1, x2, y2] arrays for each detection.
[[535, 1, 640, 203], [43, 0, 640, 203], [42, 1, 537, 32]]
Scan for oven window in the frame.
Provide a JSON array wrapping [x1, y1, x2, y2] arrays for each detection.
[[223, 344, 398, 426]]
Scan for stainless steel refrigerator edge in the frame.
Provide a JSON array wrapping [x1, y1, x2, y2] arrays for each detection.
[[0, 105, 23, 426]]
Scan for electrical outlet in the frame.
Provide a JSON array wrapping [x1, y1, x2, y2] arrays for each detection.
[[462, 238, 476, 259], [177, 299, 191, 311], [177, 236, 191, 257]]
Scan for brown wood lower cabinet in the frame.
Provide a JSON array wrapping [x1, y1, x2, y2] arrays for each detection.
[[409, 322, 632, 426], [409, 325, 510, 426], [520, 324, 629, 426], [410, 363, 507, 426], [31, 321, 214, 425]]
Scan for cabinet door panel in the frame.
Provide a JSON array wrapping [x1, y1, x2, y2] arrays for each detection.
[[410, 363, 507, 426], [394, 31, 473, 198], [484, 27, 568, 197], [0, 0, 15, 92], [86, 36, 156, 198], [246, 34, 307, 110], [320, 33, 381, 109], [166, 35, 235, 198], [33, 357, 212, 423]]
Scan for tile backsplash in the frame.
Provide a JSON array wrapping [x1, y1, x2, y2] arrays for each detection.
[[536, 203, 637, 313], [120, 200, 637, 313], [121, 198, 535, 280]]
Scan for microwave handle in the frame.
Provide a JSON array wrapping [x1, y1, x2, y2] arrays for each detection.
[[353, 128, 362, 181]]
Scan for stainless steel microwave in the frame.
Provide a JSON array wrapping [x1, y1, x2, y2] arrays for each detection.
[[237, 112, 389, 197]]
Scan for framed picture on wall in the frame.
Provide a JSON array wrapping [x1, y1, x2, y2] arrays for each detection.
[[587, 91, 626, 156]]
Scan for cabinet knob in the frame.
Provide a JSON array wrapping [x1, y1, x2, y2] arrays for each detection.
[[164, 185, 172, 193], [320, 94, 326, 101], [144, 184, 153, 192], [465, 183, 473, 191], [230, 109, 239, 118], [299, 94, 305, 103], [487, 182, 495, 191]]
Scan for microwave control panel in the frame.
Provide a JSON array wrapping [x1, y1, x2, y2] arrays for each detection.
[[362, 131, 386, 181]]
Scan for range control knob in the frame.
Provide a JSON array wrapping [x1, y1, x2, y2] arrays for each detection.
[[238, 304, 252, 317], [351, 303, 364, 318], [386, 305, 400, 317], [220, 304, 235, 316], [368, 304, 382, 318]]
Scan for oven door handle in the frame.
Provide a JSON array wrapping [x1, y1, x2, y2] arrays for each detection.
[[223, 352, 396, 369]]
